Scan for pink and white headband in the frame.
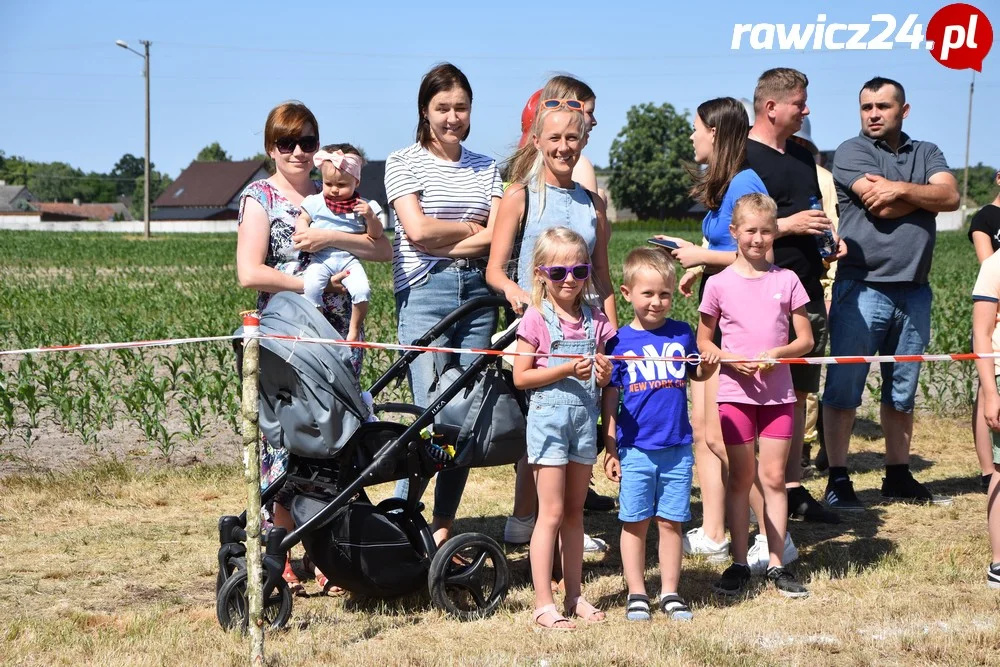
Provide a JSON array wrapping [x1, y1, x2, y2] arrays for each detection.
[[313, 149, 362, 183]]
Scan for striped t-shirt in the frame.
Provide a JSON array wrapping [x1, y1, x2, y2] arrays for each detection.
[[385, 143, 503, 293]]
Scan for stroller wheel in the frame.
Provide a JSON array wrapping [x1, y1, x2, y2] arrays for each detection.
[[215, 556, 246, 595], [216, 567, 293, 632], [428, 532, 509, 621]]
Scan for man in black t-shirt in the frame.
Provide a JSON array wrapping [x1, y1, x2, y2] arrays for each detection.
[[746, 68, 839, 524], [969, 170, 1000, 258]]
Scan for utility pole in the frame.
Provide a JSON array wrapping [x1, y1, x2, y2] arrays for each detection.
[[962, 72, 975, 218], [142, 40, 151, 239], [116, 39, 152, 238]]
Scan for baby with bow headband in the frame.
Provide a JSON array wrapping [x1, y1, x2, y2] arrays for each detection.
[[295, 143, 384, 341]]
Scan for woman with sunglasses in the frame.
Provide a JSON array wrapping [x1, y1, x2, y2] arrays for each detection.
[[385, 63, 503, 547], [236, 100, 392, 594], [515, 76, 601, 195], [487, 76, 616, 551]]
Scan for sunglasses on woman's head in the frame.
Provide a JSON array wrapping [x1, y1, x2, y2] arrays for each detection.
[[538, 263, 591, 282], [540, 98, 584, 112], [274, 135, 319, 154]]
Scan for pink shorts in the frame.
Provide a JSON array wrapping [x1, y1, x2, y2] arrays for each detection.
[[718, 402, 795, 446]]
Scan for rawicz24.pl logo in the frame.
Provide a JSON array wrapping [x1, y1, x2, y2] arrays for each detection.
[[731, 3, 993, 71]]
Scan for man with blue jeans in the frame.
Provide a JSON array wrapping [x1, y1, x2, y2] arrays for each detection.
[[823, 77, 960, 510]]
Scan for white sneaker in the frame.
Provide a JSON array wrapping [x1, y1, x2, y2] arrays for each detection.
[[504, 515, 534, 545], [682, 527, 730, 563], [583, 533, 608, 553], [747, 531, 799, 575]]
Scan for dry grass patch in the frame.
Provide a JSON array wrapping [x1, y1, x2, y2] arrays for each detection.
[[3, 416, 1000, 665]]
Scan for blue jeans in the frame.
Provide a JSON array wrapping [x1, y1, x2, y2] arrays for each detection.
[[393, 262, 496, 520], [823, 280, 932, 413]]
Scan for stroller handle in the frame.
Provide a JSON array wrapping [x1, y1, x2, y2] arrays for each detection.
[[369, 295, 512, 397]]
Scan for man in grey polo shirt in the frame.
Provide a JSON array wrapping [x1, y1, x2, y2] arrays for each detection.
[[822, 76, 959, 511]]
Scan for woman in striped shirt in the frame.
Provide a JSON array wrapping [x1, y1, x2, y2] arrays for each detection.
[[385, 63, 503, 546]]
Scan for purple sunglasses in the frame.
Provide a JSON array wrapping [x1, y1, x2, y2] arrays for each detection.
[[537, 263, 591, 282]]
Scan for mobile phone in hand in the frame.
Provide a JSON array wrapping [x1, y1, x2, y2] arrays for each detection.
[[647, 238, 679, 250]]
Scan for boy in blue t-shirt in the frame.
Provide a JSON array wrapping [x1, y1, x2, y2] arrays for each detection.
[[602, 247, 708, 622]]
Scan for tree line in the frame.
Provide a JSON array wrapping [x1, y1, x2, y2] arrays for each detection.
[[0, 143, 270, 219]]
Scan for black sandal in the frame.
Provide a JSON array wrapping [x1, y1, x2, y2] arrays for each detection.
[[659, 593, 693, 621], [625, 593, 651, 621]]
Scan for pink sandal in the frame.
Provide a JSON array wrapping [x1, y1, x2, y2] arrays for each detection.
[[565, 596, 606, 623], [532, 604, 575, 631]]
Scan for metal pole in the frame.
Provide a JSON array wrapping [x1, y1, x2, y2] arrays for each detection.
[[241, 313, 265, 664], [962, 72, 975, 217], [142, 40, 151, 240]]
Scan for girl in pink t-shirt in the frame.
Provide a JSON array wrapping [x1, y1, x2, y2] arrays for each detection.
[[513, 227, 614, 630], [697, 193, 814, 599]]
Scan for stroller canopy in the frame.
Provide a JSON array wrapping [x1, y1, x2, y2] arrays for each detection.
[[245, 292, 369, 459]]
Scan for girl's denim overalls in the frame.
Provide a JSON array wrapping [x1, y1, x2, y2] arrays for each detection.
[[526, 301, 600, 466]]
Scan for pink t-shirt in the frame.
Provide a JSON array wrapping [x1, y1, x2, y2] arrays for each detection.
[[699, 265, 809, 405], [517, 304, 616, 368]]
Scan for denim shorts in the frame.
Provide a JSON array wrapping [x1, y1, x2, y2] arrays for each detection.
[[824, 280, 932, 413], [526, 402, 599, 466], [617, 445, 693, 523]]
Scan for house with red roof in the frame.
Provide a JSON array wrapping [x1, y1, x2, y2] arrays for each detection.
[[35, 201, 131, 221], [152, 159, 270, 220]]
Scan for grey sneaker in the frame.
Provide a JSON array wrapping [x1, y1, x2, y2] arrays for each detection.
[[766, 566, 809, 598]]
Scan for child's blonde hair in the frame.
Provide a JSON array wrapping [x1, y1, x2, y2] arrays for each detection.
[[731, 192, 778, 230], [529, 226, 595, 310], [622, 247, 676, 289]]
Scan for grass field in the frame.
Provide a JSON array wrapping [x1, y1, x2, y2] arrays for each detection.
[[0, 228, 993, 665], [2, 418, 997, 665]]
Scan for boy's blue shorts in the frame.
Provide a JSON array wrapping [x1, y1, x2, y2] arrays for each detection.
[[618, 444, 693, 523]]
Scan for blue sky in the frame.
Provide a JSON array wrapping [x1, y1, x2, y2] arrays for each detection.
[[2, 0, 996, 179]]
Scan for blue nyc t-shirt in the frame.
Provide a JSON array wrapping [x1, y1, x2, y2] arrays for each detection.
[[607, 320, 697, 451]]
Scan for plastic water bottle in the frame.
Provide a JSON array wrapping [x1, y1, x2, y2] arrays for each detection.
[[812, 196, 837, 259]]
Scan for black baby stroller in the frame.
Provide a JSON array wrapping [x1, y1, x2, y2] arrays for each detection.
[[215, 292, 527, 631]]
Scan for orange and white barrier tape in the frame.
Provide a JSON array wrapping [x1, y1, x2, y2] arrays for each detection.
[[1, 331, 999, 366]]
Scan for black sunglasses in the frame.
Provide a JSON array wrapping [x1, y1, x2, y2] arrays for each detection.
[[274, 135, 319, 154]]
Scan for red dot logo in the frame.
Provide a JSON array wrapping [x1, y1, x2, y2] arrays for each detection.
[[927, 3, 993, 71]]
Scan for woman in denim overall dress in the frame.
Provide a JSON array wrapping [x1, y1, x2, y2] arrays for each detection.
[[512, 227, 615, 631]]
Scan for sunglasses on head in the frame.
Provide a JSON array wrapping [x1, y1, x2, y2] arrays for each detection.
[[274, 135, 319, 154], [537, 263, 591, 282], [540, 98, 584, 112]]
